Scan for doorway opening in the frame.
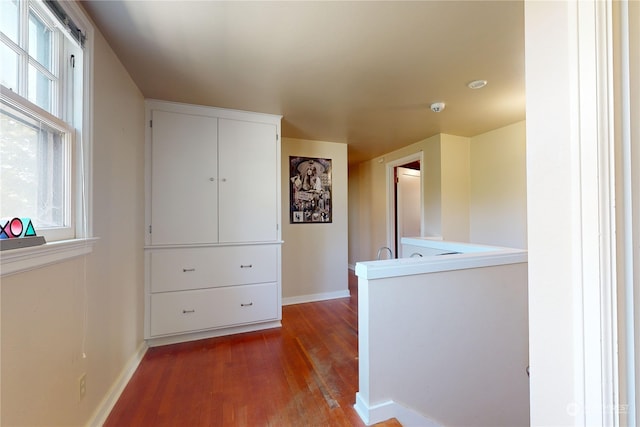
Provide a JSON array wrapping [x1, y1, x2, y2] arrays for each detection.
[[386, 153, 423, 258]]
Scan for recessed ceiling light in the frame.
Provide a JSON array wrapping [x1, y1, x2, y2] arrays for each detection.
[[467, 79, 488, 89]]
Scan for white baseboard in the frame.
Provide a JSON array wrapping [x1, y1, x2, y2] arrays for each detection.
[[87, 341, 148, 427], [354, 392, 442, 427], [354, 393, 396, 425], [282, 290, 350, 306], [145, 321, 282, 347]]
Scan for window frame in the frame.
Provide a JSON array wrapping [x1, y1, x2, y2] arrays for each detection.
[[2, 0, 61, 115], [1, 0, 95, 277], [1, 85, 75, 241]]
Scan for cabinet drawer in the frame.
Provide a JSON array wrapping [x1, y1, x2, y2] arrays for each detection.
[[149, 246, 277, 293], [150, 282, 278, 337]]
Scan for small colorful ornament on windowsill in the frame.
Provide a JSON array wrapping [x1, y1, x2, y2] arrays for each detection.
[[0, 217, 46, 251]]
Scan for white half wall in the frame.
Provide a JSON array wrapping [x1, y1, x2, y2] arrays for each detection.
[[356, 261, 529, 426]]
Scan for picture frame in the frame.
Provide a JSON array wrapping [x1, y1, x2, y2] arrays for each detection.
[[289, 156, 332, 223]]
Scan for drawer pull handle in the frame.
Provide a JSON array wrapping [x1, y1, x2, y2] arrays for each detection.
[[240, 302, 253, 307], [240, 264, 253, 269], [182, 309, 195, 314], [183, 268, 196, 272]]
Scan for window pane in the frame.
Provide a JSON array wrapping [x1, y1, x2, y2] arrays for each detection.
[[28, 10, 53, 72], [0, 107, 67, 229], [1, 43, 19, 90], [0, 0, 19, 44], [28, 63, 53, 113]]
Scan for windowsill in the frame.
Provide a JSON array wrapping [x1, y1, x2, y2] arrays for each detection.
[[0, 237, 99, 278]]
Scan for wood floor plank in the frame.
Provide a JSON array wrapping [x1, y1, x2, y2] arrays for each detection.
[[104, 270, 401, 426]]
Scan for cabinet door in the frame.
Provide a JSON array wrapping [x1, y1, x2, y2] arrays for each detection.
[[150, 110, 218, 245], [218, 119, 278, 243]]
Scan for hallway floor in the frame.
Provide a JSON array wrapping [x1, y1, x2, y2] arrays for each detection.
[[104, 271, 401, 426]]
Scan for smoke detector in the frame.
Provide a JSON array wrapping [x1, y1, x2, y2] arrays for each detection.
[[430, 102, 446, 113]]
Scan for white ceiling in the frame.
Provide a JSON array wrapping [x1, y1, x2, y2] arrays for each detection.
[[80, 0, 525, 165]]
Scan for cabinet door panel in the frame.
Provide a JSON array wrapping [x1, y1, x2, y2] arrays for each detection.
[[151, 110, 218, 244], [218, 119, 278, 243]]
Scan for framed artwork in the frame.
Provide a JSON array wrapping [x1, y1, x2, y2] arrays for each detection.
[[289, 156, 332, 223]]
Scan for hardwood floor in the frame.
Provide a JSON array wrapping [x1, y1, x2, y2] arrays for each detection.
[[104, 271, 401, 427]]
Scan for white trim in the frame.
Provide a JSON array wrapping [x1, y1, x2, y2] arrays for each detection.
[[0, 237, 98, 277], [355, 247, 527, 280], [574, 0, 620, 424], [0, 86, 71, 132], [354, 393, 442, 427], [70, 0, 94, 240], [619, 0, 639, 423], [144, 240, 284, 250], [385, 152, 423, 258], [282, 290, 350, 306], [53, 0, 95, 240], [145, 98, 282, 124], [87, 342, 148, 427]]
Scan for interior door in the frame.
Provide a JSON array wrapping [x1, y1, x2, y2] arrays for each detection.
[[396, 166, 421, 257], [150, 110, 218, 245]]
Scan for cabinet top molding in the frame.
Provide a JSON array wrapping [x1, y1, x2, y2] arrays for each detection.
[[146, 99, 282, 124]]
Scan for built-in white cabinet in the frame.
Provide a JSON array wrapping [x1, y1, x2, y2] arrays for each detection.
[[144, 100, 282, 346]]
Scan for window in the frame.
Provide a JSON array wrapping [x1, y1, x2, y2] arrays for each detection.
[[1, 0, 86, 242], [0, 0, 94, 275], [1, 95, 72, 240]]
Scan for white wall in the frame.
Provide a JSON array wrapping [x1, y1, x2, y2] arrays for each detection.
[[422, 136, 443, 239], [525, 2, 585, 424], [348, 166, 362, 269], [470, 121, 527, 248], [525, 1, 631, 424], [349, 126, 528, 267], [1, 22, 145, 426], [281, 138, 349, 303], [440, 134, 470, 242], [349, 135, 445, 265]]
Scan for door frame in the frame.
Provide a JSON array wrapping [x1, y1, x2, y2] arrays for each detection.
[[385, 152, 423, 258]]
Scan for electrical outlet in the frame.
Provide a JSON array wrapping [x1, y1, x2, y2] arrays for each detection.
[[79, 373, 86, 401]]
